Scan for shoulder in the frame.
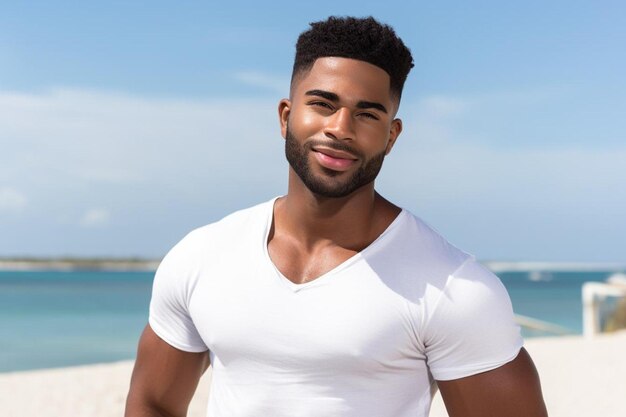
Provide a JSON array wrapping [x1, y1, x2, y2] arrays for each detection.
[[399, 211, 471, 267], [396, 209, 517, 325], [155, 197, 275, 275], [422, 257, 522, 380], [172, 198, 274, 254], [189, 198, 274, 244], [370, 208, 522, 378], [367, 210, 473, 291], [385, 209, 507, 294]]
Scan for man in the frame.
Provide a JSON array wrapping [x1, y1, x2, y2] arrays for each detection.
[[126, 16, 547, 417]]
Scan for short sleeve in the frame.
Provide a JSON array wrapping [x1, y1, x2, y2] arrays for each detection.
[[423, 258, 523, 381], [149, 234, 208, 353]]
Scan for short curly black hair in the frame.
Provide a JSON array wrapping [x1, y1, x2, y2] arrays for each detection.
[[292, 16, 414, 101]]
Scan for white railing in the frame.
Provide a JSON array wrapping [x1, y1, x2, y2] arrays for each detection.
[[582, 274, 626, 338], [514, 314, 573, 336]]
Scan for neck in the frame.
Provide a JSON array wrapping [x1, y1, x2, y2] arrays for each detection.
[[273, 170, 397, 250]]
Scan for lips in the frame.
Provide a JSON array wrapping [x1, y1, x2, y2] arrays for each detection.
[[312, 146, 358, 171]]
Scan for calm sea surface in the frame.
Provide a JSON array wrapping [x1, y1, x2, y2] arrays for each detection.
[[0, 268, 621, 372]]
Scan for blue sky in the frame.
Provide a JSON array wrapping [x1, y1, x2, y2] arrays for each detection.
[[1, 1, 625, 261]]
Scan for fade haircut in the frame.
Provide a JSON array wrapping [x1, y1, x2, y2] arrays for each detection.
[[292, 16, 414, 101]]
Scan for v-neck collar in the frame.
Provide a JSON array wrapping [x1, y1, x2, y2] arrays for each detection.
[[261, 196, 406, 292]]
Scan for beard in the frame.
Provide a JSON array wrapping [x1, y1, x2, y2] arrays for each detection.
[[284, 126, 386, 198]]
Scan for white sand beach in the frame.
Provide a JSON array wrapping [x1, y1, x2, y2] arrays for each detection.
[[1, 332, 624, 417]]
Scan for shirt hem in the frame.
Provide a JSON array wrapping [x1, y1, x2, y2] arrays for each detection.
[[149, 316, 209, 353], [431, 343, 523, 381]]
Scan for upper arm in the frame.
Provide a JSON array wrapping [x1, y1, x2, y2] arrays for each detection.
[[437, 348, 547, 417], [425, 259, 524, 380], [125, 324, 210, 417]]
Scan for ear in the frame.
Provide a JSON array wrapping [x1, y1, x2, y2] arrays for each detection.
[[385, 118, 403, 155], [278, 99, 291, 139]]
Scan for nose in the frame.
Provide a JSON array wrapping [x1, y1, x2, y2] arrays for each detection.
[[323, 108, 355, 141]]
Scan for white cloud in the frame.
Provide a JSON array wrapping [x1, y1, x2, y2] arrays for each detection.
[[80, 208, 111, 227], [203, 27, 282, 46], [0, 87, 285, 190], [385, 95, 626, 209], [0, 187, 27, 211], [2, 87, 624, 212], [232, 71, 290, 94], [399, 96, 472, 146]]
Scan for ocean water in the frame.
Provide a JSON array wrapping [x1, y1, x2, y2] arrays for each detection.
[[0, 270, 152, 373], [498, 270, 619, 335], [0, 268, 622, 373]]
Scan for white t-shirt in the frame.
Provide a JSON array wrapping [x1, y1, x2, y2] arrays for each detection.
[[149, 198, 523, 417]]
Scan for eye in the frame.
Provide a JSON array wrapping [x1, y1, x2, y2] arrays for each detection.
[[309, 101, 333, 110], [359, 112, 379, 120]]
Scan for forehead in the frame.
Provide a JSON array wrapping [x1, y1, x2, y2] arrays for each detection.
[[292, 57, 395, 108]]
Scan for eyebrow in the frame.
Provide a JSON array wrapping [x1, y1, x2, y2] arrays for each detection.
[[305, 89, 388, 114]]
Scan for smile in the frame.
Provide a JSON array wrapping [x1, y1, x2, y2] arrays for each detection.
[[312, 148, 358, 171]]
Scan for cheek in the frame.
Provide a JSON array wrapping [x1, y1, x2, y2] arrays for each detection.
[[357, 124, 391, 146], [298, 112, 320, 129], [289, 110, 321, 136]]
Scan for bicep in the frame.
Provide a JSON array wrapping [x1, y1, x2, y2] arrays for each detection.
[[125, 324, 210, 417], [437, 348, 547, 417]]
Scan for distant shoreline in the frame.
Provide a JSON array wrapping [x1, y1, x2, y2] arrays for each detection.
[[0, 258, 160, 272], [484, 261, 626, 273], [0, 258, 624, 273]]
